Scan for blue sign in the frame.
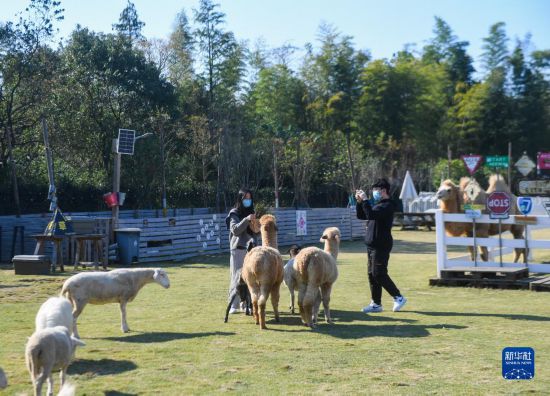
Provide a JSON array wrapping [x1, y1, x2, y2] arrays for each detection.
[[517, 197, 533, 215], [502, 347, 534, 379]]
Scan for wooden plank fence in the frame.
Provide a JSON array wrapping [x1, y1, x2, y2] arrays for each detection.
[[0, 207, 366, 263]]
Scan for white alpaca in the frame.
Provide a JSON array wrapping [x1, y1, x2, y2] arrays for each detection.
[[283, 245, 302, 314], [61, 268, 170, 338]]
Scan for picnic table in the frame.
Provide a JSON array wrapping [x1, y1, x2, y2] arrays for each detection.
[[394, 212, 435, 231]]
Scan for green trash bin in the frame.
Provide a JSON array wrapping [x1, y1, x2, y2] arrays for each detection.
[[115, 228, 141, 265]]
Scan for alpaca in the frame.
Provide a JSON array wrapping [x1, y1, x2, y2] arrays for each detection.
[[283, 244, 302, 314], [242, 214, 284, 330], [436, 179, 489, 261], [293, 227, 340, 328]]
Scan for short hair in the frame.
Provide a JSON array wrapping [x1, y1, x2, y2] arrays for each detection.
[[371, 178, 391, 192]]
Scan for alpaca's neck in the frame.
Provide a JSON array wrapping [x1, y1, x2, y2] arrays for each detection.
[[324, 240, 339, 260], [441, 193, 461, 213], [261, 229, 278, 249]]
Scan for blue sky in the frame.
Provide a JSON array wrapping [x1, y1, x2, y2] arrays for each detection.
[[2, 0, 549, 69]]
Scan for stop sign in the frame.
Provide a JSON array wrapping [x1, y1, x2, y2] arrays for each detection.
[[487, 191, 511, 218]]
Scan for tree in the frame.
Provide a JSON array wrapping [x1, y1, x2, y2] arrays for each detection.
[[0, 0, 64, 216], [112, 0, 145, 42], [481, 22, 509, 75]]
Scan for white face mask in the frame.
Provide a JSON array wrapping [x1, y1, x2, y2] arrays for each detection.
[[372, 190, 382, 202]]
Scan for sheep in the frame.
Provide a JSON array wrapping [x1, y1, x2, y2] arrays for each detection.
[[0, 367, 7, 389], [242, 214, 284, 330], [35, 297, 73, 333], [293, 227, 341, 328], [60, 268, 170, 338], [283, 244, 302, 314], [25, 326, 85, 396]]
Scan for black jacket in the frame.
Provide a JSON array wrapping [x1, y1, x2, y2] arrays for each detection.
[[356, 198, 395, 251]]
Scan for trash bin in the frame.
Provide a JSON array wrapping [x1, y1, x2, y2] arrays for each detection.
[[115, 228, 141, 265]]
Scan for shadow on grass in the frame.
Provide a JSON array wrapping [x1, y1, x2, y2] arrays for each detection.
[[0, 283, 31, 289], [104, 392, 138, 396], [314, 323, 467, 339], [410, 310, 550, 322], [101, 331, 235, 343], [330, 309, 417, 323], [392, 240, 437, 254], [68, 358, 137, 375]]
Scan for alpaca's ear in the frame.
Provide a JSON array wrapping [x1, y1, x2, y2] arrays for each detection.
[[321, 235, 328, 240]]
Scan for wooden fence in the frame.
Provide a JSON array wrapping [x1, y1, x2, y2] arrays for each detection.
[[0, 208, 366, 263]]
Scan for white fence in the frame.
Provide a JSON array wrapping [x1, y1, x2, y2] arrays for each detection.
[[435, 210, 550, 277]]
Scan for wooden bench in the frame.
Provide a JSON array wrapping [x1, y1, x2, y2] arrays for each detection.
[[31, 234, 65, 272]]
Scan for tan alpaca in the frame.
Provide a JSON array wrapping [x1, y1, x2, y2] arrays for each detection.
[[242, 214, 284, 330], [293, 227, 340, 328], [436, 179, 489, 261]]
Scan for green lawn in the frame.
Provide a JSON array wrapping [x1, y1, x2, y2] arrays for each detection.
[[1, 229, 550, 395]]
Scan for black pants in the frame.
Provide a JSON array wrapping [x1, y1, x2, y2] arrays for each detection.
[[367, 248, 401, 305]]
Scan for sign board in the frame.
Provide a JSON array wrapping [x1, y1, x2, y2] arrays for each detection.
[[517, 197, 533, 216], [117, 129, 136, 155], [544, 201, 550, 217], [464, 204, 482, 219], [518, 180, 550, 196], [486, 155, 509, 168], [515, 154, 536, 177], [461, 155, 483, 175], [487, 192, 511, 219], [537, 152, 550, 170], [296, 210, 307, 236]]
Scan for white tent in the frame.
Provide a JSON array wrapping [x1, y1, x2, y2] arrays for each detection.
[[399, 170, 418, 212]]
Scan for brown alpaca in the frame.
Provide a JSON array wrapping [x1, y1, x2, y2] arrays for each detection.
[[436, 179, 489, 261], [293, 227, 340, 328], [242, 214, 284, 330]]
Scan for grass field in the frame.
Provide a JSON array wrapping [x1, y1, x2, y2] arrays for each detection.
[[1, 229, 550, 395]]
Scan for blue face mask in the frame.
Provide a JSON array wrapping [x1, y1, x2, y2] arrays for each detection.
[[243, 198, 252, 208], [372, 190, 382, 203]]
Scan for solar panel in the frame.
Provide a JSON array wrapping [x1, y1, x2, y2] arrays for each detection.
[[117, 129, 135, 155]]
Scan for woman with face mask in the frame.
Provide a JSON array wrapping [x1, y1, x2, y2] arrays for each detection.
[[224, 188, 258, 314], [355, 178, 407, 314]]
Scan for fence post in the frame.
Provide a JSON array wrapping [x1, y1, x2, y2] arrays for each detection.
[[435, 210, 446, 278]]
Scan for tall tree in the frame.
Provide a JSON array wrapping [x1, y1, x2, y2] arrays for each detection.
[[112, 0, 145, 42]]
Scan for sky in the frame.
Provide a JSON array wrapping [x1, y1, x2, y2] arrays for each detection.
[[2, 0, 550, 70]]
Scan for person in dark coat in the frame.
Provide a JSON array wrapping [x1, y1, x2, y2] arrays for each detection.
[[356, 178, 407, 313], [225, 188, 258, 313]]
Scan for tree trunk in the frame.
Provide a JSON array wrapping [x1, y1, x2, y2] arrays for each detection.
[[345, 130, 356, 192], [272, 140, 279, 208]]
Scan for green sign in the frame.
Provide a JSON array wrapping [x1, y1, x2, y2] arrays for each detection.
[[486, 155, 509, 168]]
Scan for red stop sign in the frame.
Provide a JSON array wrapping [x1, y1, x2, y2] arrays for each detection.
[[487, 192, 511, 215]]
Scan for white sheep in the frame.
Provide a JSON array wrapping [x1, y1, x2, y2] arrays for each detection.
[[60, 268, 170, 338], [283, 244, 302, 314], [35, 297, 73, 332], [0, 367, 7, 389], [25, 326, 85, 396]]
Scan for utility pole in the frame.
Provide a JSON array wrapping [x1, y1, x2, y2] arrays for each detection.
[[112, 138, 121, 240], [508, 142, 512, 187]]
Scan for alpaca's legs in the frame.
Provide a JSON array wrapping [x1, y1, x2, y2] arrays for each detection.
[[312, 290, 321, 325], [71, 300, 86, 339], [270, 282, 281, 323], [290, 288, 295, 314], [302, 284, 318, 328], [297, 283, 308, 326], [250, 290, 260, 325], [258, 285, 270, 329], [320, 283, 333, 324], [120, 301, 130, 333]]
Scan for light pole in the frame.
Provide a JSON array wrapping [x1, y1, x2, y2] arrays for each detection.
[[111, 131, 153, 240]]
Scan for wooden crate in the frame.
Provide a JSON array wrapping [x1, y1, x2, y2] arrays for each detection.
[[13, 255, 51, 275], [440, 266, 529, 281]]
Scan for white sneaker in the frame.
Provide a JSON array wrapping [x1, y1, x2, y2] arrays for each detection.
[[229, 307, 239, 314], [393, 296, 407, 312], [362, 302, 383, 313]]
